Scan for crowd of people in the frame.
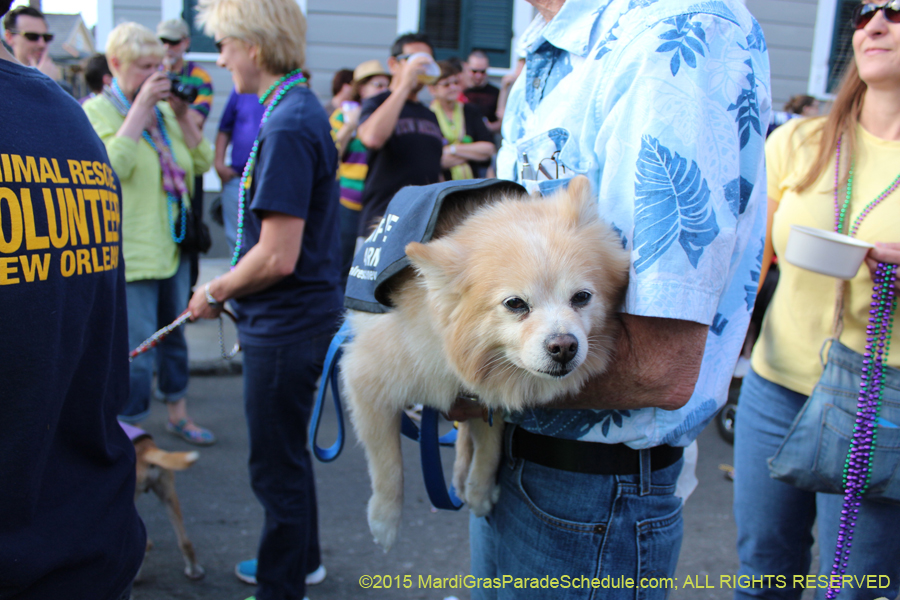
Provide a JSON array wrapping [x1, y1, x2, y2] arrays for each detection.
[[3, 0, 900, 599]]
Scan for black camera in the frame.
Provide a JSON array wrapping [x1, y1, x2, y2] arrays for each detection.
[[166, 72, 199, 103]]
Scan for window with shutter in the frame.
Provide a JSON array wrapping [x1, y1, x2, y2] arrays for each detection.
[[420, 0, 514, 67], [183, 0, 216, 53], [826, 0, 856, 93]]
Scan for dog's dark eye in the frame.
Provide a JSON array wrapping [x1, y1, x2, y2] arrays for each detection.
[[503, 297, 529, 313], [571, 291, 592, 307]]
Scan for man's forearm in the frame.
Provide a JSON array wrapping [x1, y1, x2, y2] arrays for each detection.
[[554, 314, 708, 411], [356, 90, 409, 150]]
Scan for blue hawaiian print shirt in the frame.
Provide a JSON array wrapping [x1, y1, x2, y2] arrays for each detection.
[[499, 0, 771, 448]]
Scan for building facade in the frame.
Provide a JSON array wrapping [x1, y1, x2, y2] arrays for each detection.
[[93, 0, 859, 186]]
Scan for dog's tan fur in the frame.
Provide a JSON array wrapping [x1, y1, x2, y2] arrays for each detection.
[[132, 436, 204, 581], [340, 176, 630, 550]]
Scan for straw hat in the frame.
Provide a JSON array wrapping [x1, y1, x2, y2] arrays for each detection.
[[353, 60, 389, 83], [156, 18, 190, 41]]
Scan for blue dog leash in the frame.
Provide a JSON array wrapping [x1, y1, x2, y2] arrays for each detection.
[[310, 320, 351, 462], [402, 407, 463, 510], [309, 320, 463, 509]]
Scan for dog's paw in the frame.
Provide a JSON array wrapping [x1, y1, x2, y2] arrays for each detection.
[[466, 482, 501, 518], [184, 563, 205, 580], [367, 495, 401, 552], [451, 470, 467, 501]]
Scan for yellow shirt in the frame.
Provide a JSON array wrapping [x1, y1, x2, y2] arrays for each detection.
[[752, 117, 900, 395], [83, 96, 213, 282]]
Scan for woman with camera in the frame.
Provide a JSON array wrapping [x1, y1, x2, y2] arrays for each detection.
[[84, 22, 215, 445]]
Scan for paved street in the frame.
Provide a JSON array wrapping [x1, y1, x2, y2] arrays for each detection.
[[127, 208, 817, 600], [129, 369, 755, 600]]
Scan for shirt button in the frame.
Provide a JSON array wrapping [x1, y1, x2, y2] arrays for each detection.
[[533, 77, 542, 89]]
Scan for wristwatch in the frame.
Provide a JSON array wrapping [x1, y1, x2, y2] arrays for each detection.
[[204, 282, 224, 309]]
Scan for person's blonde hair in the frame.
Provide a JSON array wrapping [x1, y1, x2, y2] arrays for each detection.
[[794, 61, 867, 193], [196, 0, 306, 74], [105, 22, 165, 74]]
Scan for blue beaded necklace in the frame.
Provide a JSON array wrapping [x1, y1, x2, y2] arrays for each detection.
[[110, 79, 187, 244], [231, 69, 306, 268]]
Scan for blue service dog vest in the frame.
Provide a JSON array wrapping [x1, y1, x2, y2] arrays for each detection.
[[345, 179, 527, 313]]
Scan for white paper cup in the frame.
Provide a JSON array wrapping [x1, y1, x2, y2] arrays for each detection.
[[784, 225, 874, 280]]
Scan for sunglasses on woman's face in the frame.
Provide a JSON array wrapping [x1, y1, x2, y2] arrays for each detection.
[[9, 30, 54, 42], [852, 0, 900, 30]]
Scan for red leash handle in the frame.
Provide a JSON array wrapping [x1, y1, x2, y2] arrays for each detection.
[[128, 308, 239, 361]]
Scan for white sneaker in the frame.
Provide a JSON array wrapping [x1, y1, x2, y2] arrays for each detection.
[[306, 565, 327, 585]]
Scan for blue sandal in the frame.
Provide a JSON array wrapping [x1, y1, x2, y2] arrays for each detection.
[[166, 418, 216, 446]]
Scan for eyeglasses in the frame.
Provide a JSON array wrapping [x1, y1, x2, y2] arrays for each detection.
[[852, 1, 900, 29], [214, 37, 232, 53], [9, 30, 54, 42], [469, 68, 487, 75], [160, 37, 184, 46]]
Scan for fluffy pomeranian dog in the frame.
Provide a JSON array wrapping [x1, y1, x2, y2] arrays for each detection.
[[341, 175, 630, 550]]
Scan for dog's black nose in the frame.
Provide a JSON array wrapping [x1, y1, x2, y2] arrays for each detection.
[[546, 334, 578, 364]]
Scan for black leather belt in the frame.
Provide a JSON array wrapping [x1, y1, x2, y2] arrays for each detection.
[[509, 426, 684, 475]]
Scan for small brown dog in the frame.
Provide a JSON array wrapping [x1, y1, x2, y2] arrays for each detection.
[[125, 424, 204, 581]]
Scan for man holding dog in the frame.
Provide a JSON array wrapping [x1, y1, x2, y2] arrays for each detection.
[[465, 0, 772, 597], [0, 1, 145, 598]]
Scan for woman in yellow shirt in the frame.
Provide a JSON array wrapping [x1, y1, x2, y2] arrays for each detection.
[[84, 23, 214, 445], [733, 3, 900, 598]]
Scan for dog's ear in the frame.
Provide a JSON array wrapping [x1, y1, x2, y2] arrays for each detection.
[[560, 175, 599, 226], [406, 239, 467, 292]]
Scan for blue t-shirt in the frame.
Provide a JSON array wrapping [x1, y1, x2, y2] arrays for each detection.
[[0, 59, 145, 598], [231, 85, 342, 345], [218, 87, 265, 173]]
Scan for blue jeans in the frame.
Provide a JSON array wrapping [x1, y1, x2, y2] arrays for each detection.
[[120, 256, 190, 422], [470, 425, 685, 600], [338, 203, 360, 290], [733, 369, 900, 600], [221, 176, 241, 255], [243, 331, 332, 600]]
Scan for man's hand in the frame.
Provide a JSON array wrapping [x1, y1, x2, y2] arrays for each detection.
[[216, 162, 239, 183], [31, 48, 60, 81], [394, 53, 434, 93], [445, 396, 492, 422]]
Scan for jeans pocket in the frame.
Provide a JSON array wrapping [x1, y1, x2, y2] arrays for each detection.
[[515, 460, 611, 531], [815, 401, 900, 503], [635, 504, 683, 600]]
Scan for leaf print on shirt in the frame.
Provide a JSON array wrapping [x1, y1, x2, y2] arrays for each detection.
[[655, 15, 709, 76], [518, 409, 633, 439], [744, 19, 767, 52], [634, 135, 720, 274], [724, 176, 754, 217], [727, 59, 762, 149], [745, 245, 763, 310]]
